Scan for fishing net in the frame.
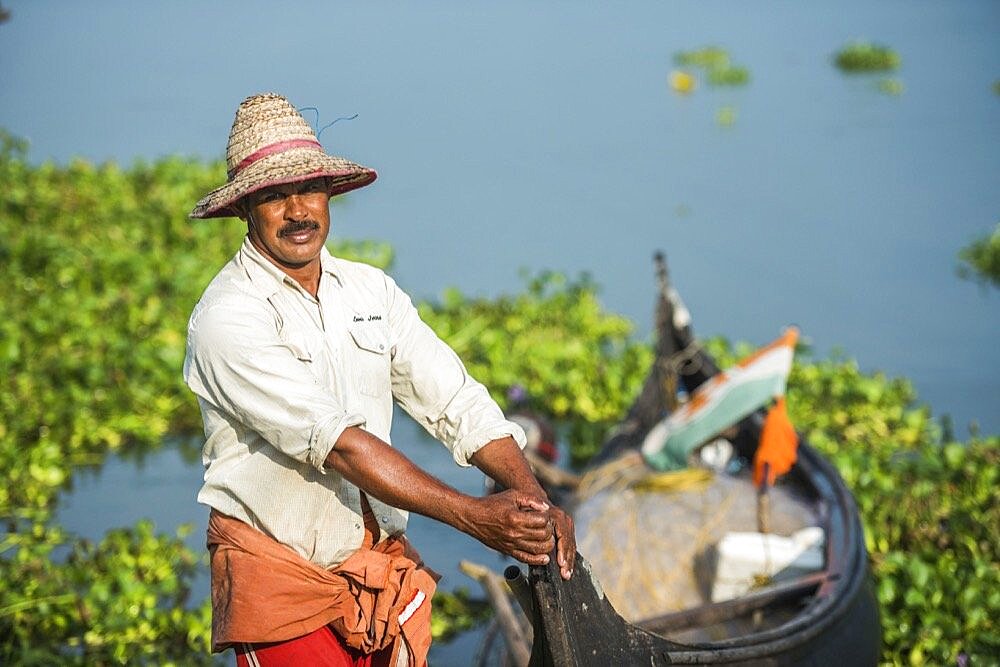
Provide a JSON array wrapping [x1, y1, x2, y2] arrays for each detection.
[[574, 455, 819, 623]]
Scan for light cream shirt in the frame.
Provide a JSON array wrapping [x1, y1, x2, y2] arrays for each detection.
[[183, 237, 526, 568]]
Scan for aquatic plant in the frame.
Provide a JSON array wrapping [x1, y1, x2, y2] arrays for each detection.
[[878, 78, 905, 96], [0, 521, 213, 665], [429, 588, 492, 642], [672, 46, 750, 88], [674, 46, 730, 70], [834, 41, 901, 72], [715, 106, 738, 127], [1, 133, 996, 665], [707, 65, 750, 87], [957, 223, 1000, 288], [668, 70, 696, 94]]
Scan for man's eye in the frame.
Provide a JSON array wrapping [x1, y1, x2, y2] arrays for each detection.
[[260, 192, 283, 203]]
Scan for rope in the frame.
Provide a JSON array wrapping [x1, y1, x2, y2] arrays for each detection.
[[576, 451, 646, 499], [660, 338, 706, 378], [632, 468, 714, 494]]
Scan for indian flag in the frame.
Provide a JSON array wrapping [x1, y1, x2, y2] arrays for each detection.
[[642, 327, 799, 471]]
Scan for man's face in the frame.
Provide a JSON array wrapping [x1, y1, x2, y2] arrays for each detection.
[[242, 177, 331, 269]]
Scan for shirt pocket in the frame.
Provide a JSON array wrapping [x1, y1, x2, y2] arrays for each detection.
[[347, 320, 391, 397]]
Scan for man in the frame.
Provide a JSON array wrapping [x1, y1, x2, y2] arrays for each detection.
[[183, 93, 574, 666]]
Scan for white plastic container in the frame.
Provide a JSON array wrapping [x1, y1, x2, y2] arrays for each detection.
[[710, 527, 825, 602]]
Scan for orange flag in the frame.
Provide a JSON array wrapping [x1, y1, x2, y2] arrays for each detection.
[[753, 396, 799, 487]]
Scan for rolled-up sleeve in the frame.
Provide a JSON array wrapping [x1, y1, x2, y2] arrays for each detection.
[[384, 276, 526, 466], [183, 296, 365, 473]]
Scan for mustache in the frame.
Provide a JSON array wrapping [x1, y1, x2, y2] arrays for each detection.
[[278, 220, 321, 237]]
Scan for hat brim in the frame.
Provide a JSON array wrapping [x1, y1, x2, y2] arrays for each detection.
[[189, 147, 377, 219]]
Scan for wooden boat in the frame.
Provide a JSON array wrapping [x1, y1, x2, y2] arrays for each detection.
[[471, 254, 880, 666]]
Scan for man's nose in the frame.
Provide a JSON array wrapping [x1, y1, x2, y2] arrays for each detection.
[[285, 194, 309, 220]]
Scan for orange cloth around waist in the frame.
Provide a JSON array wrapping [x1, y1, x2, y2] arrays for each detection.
[[206, 509, 438, 666]]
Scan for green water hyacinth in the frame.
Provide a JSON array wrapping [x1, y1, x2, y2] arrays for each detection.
[[673, 46, 750, 88], [674, 46, 730, 70], [834, 41, 901, 72], [1, 131, 997, 665], [708, 65, 750, 87], [957, 223, 1000, 288], [878, 78, 905, 96]]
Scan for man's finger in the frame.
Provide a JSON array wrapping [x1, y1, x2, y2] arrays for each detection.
[[510, 549, 550, 566], [509, 540, 555, 560], [512, 524, 552, 542], [553, 512, 576, 580], [508, 528, 555, 551], [532, 535, 556, 555], [559, 542, 576, 579], [516, 495, 550, 512], [509, 509, 550, 530]]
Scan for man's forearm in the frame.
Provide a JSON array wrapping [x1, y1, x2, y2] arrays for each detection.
[[324, 426, 471, 532], [469, 436, 547, 500], [324, 426, 555, 565]]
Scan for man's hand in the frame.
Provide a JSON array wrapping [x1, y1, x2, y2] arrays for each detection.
[[463, 490, 554, 565], [547, 504, 576, 581], [470, 437, 577, 580]]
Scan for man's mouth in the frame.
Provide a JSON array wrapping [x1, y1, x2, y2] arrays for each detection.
[[278, 221, 320, 240]]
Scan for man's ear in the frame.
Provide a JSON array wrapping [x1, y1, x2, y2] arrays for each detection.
[[235, 199, 250, 224]]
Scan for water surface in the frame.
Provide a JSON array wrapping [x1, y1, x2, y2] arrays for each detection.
[[3, 0, 996, 432], [8, 2, 1000, 663]]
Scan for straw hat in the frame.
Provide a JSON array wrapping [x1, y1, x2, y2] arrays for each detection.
[[190, 93, 377, 219]]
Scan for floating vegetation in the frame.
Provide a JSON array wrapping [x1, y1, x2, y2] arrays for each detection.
[[1, 135, 998, 665], [715, 106, 737, 127], [957, 223, 1000, 289], [668, 47, 747, 128], [674, 46, 730, 70], [878, 78, 905, 96], [994, 80, 1000, 95], [708, 65, 750, 87], [834, 41, 901, 72], [430, 588, 492, 641], [672, 46, 750, 88], [668, 70, 696, 94]]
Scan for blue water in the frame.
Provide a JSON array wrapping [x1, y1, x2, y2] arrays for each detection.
[[2, 0, 996, 434], [7, 2, 1000, 664]]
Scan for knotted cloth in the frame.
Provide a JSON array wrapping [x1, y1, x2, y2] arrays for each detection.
[[207, 511, 437, 666]]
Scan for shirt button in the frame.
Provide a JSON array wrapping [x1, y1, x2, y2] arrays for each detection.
[[380, 516, 388, 525], [355, 523, 361, 530], [378, 344, 385, 351]]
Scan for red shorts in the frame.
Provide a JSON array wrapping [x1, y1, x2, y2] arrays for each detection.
[[235, 625, 396, 667]]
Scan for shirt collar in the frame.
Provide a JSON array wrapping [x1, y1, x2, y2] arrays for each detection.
[[239, 236, 343, 299], [319, 246, 344, 285]]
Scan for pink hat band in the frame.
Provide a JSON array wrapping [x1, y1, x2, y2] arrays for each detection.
[[227, 138, 323, 179]]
